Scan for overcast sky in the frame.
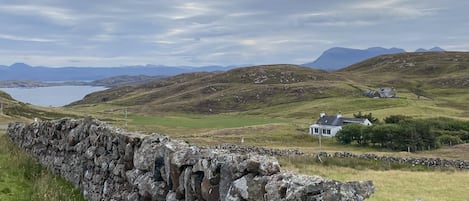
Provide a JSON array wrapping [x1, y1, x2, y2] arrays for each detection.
[[1, 0, 468, 67]]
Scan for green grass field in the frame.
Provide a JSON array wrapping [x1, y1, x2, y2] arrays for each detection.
[[129, 113, 285, 129], [281, 159, 469, 201], [0, 130, 85, 201]]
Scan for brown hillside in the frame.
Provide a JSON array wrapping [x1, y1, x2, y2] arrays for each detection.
[[342, 52, 469, 76], [339, 52, 469, 88], [69, 64, 356, 114]]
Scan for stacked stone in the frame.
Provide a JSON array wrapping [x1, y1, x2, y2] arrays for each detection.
[[318, 151, 469, 169], [8, 118, 374, 201], [212, 143, 304, 156]]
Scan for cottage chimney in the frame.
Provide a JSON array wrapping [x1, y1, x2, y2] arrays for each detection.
[[320, 112, 326, 118]]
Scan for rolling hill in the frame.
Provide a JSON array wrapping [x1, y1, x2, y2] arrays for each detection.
[[340, 52, 469, 88], [69, 64, 359, 114], [69, 52, 469, 119]]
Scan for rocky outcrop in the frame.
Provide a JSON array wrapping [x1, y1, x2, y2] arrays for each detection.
[[7, 118, 374, 201]]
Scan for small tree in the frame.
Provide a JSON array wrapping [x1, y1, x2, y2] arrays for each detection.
[[336, 124, 369, 145], [370, 124, 401, 149], [353, 112, 379, 124]]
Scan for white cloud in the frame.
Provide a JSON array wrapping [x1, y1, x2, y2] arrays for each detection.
[[0, 4, 77, 25], [168, 2, 216, 20], [0, 0, 466, 66], [240, 39, 257, 46], [0, 34, 58, 42], [350, 0, 440, 19]]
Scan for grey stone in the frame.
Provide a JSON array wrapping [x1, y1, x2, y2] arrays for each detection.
[[133, 135, 167, 171], [165, 191, 179, 201], [126, 192, 139, 201], [85, 146, 96, 159], [226, 176, 248, 200]]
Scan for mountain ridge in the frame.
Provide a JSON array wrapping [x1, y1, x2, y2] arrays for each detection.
[[0, 63, 241, 81], [303, 46, 445, 70]]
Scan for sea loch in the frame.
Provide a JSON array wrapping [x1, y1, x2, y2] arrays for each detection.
[[0, 86, 107, 107]]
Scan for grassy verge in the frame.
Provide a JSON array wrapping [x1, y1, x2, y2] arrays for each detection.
[[279, 155, 469, 201], [0, 130, 85, 201], [129, 113, 285, 129]]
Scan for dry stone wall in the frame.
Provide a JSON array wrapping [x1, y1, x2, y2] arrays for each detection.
[[318, 152, 469, 169], [212, 143, 304, 156], [7, 118, 374, 201], [215, 144, 469, 170]]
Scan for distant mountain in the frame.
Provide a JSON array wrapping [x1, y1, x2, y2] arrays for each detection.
[[89, 75, 165, 87], [0, 63, 240, 81], [415, 48, 427, 52], [415, 47, 445, 52], [302, 47, 406, 70]]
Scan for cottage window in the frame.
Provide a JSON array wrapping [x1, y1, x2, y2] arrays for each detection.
[[326, 129, 331, 135], [322, 129, 326, 134], [314, 128, 319, 133]]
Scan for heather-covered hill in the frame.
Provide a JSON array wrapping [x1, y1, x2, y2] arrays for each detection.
[[340, 52, 469, 88], [69, 64, 357, 113], [70, 53, 469, 118]]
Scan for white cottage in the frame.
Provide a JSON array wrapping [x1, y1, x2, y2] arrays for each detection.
[[309, 113, 372, 137]]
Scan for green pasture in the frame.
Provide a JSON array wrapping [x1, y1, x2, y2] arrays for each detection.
[[128, 113, 285, 129], [280, 156, 469, 201], [244, 90, 469, 121], [0, 130, 85, 201]]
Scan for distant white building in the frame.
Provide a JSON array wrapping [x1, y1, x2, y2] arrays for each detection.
[[309, 113, 372, 137]]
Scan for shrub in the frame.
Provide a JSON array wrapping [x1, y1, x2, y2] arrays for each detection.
[[384, 115, 412, 124], [437, 135, 464, 146], [336, 124, 369, 145]]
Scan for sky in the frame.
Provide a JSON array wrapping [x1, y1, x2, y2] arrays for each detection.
[[1, 0, 468, 67]]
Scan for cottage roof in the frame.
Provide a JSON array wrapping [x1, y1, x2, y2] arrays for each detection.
[[316, 115, 368, 126]]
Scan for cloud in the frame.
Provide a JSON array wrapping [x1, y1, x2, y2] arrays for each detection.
[[0, 0, 467, 67], [290, 0, 443, 29], [0, 4, 77, 25], [0, 34, 58, 42], [170, 2, 215, 20], [351, 0, 441, 18]]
